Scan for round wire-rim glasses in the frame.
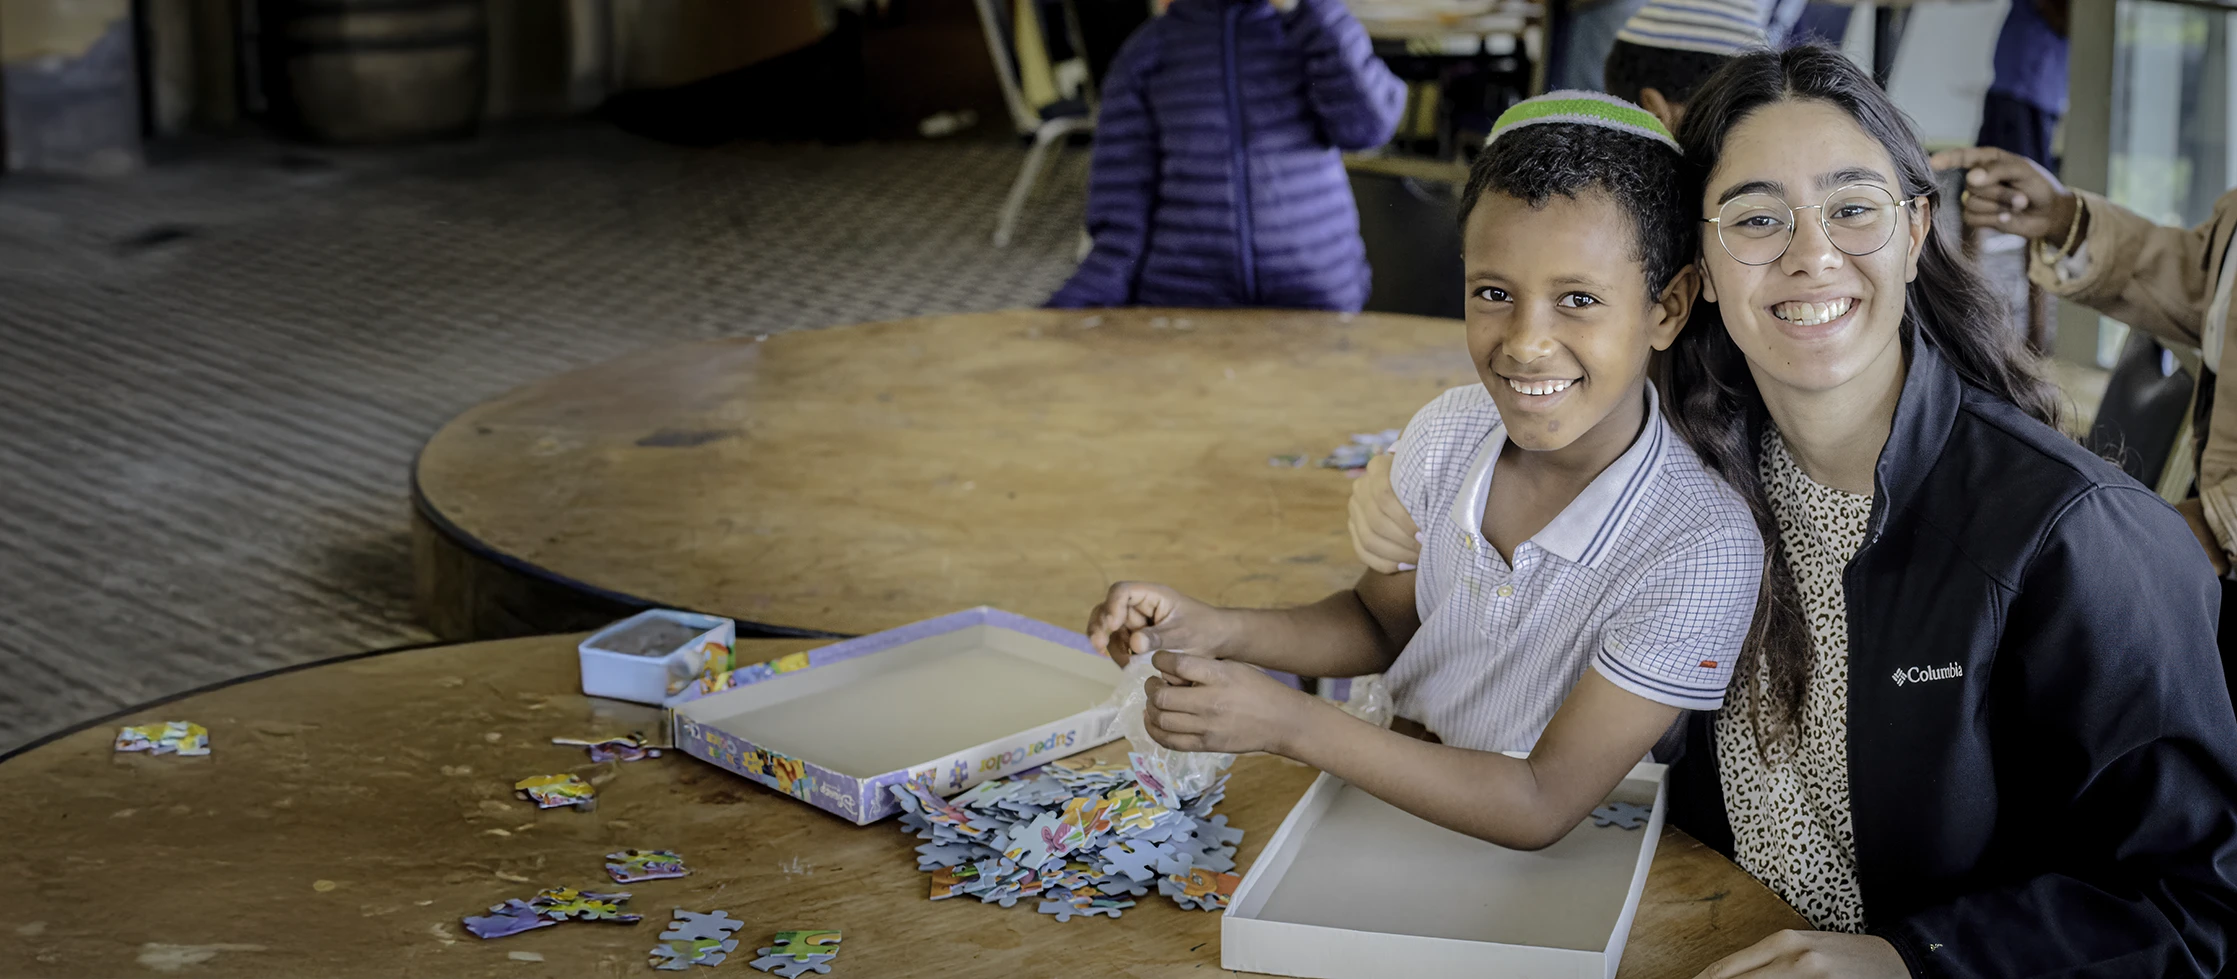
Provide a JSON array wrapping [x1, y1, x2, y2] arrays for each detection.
[[1703, 183, 1928, 267]]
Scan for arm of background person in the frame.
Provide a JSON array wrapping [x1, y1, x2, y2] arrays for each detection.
[[1047, 28, 1162, 308], [1872, 487, 2237, 979], [1280, 0, 1408, 151], [1930, 146, 2219, 349], [2026, 189, 2225, 351]]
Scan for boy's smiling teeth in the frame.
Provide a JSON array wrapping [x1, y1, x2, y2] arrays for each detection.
[[1773, 297, 1855, 326], [1505, 377, 1575, 396]]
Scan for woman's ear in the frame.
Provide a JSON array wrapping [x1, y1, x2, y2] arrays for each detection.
[[1904, 196, 1932, 283], [1649, 264, 1702, 351]]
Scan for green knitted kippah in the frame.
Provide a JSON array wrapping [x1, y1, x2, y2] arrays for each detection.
[[1485, 90, 1680, 153]]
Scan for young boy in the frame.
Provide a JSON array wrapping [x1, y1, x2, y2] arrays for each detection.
[[1601, 0, 1767, 129], [1084, 93, 1762, 850], [1046, 0, 1404, 312]]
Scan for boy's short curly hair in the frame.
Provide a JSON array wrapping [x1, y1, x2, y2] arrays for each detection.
[[1457, 121, 1693, 301]]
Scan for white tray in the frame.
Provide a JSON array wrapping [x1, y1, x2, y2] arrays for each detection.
[[1223, 762, 1668, 979]]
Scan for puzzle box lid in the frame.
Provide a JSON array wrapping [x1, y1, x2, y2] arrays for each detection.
[[1222, 762, 1669, 979], [668, 607, 1125, 823]]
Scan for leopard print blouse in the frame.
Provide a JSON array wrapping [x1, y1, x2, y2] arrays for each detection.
[[1713, 428, 1869, 933]]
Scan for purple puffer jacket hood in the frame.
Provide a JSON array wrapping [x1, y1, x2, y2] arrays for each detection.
[[1047, 0, 1405, 311]]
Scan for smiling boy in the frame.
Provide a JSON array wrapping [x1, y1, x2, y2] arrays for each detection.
[[1083, 93, 1764, 849]]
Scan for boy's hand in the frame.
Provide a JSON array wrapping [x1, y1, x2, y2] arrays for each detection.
[[1347, 452, 1422, 574], [1142, 650, 1317, 756], [1084, 582, 1231, 668]]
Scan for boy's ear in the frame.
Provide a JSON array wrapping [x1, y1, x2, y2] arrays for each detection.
[[1639, 89, 1684, 131], [1648, 264, 1702, 352]]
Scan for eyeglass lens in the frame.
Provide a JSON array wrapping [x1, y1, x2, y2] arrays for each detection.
[[1715, 184, 1903, 266]]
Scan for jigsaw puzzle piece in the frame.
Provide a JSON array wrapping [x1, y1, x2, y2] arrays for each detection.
[[1196, 814, 1246, 849], [651, 937, 739, 970], [1036, 898, 1084, 922], [929, 862, 981, 900], [1152, 843, 1195, 878], [530, 887, 640, 923], [768, 930, 842, 960], [1590, 802, 1652, 829], [659, 909, 745, 943], [608, 849, 691, 884], [1089, 874, 1150, 898], [461, 899, 557, 939], [748, 951, 836, 977], [1002, 811, 1072, 870], [1096, 841, 1162, 882], [916, 840, 995, 870]]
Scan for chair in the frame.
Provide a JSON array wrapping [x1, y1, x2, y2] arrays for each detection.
[[1350, 168, 1466, 320], [2087, 329, 2197, 497], [974, 0, 1101, 247]]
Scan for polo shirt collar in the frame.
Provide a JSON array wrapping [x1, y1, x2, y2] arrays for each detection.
[[1450, 382, 1670, 567]]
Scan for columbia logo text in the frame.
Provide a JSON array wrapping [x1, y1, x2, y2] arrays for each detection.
[[1891, 663, 1964, 686]]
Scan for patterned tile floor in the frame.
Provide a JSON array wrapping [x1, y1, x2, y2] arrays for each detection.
[[0, 125, 1091, 752]]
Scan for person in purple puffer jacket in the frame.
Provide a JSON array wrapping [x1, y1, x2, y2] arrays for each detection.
[[1047, 0, 1406, 311]]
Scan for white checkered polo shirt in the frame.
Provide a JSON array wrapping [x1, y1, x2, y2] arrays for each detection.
[[1383, 383, 1763, 752]]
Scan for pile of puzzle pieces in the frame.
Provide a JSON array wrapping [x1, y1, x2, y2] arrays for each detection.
[[461, 887, 643, 939], [889, 754, 1245, 921], [747, 929, 843, 977], [114, 721, 210, 756], [649, 909, 745, 971]]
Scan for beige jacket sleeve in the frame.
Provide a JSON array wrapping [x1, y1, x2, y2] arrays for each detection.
[[2031, 187, 2237, 561]]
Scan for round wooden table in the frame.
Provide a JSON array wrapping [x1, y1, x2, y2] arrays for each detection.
[[412, 308, 1479, 640], [0, 636, 1805, 978]]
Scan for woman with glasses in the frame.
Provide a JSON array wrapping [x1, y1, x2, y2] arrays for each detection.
[[1346, 46, 2237, 977]]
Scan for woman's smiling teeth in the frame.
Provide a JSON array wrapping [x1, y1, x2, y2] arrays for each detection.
[[1772, 297, 1856, 326], [1505, 377, 1576, 396]]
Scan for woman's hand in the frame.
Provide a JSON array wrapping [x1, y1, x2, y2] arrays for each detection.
[[1142, 650, 1319, 756], [1692, 930, 1909, 979], [1348, 452, 1422, 574], [1084, 582, 1233, 668], [1928, 145, 2081, 246]]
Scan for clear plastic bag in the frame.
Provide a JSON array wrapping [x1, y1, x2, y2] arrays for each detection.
[[1327, 673, 1395, 729], [1103, 652, 1235, 799]]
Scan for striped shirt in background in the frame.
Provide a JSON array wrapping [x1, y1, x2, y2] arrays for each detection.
[[1381, 383, 1762, 752], [1615, 0, 1771, 56]]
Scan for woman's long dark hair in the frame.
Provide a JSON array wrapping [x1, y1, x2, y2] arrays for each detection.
[[1660, 46, 2064, 749]]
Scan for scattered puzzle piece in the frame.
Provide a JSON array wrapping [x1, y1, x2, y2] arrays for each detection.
[[659, 909, 745, 943], [515, 774, 597, 811], [651, 937, 738, 970], [767, 930, 842, 960], [1591, 801, 1652, 830], [555, 732, 666, 763], [530, 887, 640, 923], [748, 950, 836, 977], [462, 899, 556, 939], [607, 849, 689, 883], [114, 721, 209, 756]]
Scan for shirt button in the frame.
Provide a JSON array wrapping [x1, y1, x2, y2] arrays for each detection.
[[1495, 585, 1513, 597]]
